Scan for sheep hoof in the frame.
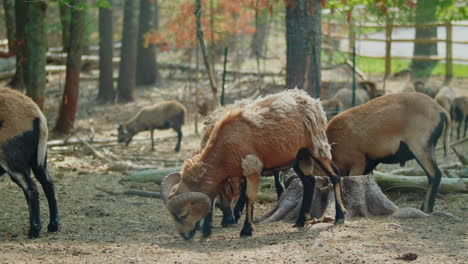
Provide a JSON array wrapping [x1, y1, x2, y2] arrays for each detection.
[[334, 218, 345, 225], [28, 229, 40, 239], [240, 226, 253, 237], [221, 217, 236, 228], [174, 147, 181, 152], [47, 222, 60, 233]]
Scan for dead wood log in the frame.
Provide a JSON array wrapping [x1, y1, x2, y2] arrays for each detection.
[[124, 189, 161, 198], [452, 147, 467, 166], [119, 167, 180, 184], [388, 162, 462, 176], [373, 171, 468, 193]]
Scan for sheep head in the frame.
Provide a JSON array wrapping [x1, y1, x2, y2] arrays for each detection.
[[161, 172, 211, 240], [117, 124, 134, 146]]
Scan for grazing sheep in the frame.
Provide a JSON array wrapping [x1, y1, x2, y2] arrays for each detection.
[[326, 92, 451, 213], [434, 86, 456, 113], [450, 96, 468, 139], [117, 101, 186, 152], [413, 81, 440, 98], [323, 81, 382, 118], [0, 88, 60, 238], [161, 89, 346, 240]]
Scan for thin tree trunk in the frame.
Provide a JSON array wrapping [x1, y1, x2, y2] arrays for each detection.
[[410, 0, 438, 75], [136, 0, 157, 86], [304, 0, 321, 97], [54, 0, 86, 134], [10, 0, 26, 90], [24, 1, 47, 109], [117, 0, 139, 102], [250, 4, 269, 58], [285, 0, 312, 90], [3, 0, 15, 55], [97, 4, 115, 103], [59, 2, 71, 52]]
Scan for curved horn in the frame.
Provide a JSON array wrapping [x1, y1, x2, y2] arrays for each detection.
[[160, 172, 181, 205], [167, 192, 211, 216]]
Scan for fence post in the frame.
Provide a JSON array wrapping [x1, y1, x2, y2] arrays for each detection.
[[445, 21, 453, 83], [385, 19, 393, 79], [348, 18, 356, 106]]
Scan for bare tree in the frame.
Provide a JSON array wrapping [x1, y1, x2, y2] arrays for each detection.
[[136, 0, 159, 86], [97, 2, 115, 103], [54, 0, 86, 134]]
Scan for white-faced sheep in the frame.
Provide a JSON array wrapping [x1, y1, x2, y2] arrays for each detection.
[[434, 86, 456, 113], [117, 100, 186, 152], [0, 88, 60, 238], [326, 92, 451, 213], [323, 81, 382, 118], [161, 89, 346, 240], [450, 96, 468, 139]]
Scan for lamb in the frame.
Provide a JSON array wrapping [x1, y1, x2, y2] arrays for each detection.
[[117, 100, 186, 152], [0, 88, 60, 238], [450, 96, 468, 139], [434, 86, 456, 113], [325, 92, 451, 213], [323, 81, 382, 118], [161, 89, 346, 240]]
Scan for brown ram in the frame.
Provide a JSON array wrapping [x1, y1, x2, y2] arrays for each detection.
[[161, 89, 346, 240], [117, 100, 186, 152], [450, 96, 468, 139], [0, 88, 60, 237], [325, 92, 451, 213]]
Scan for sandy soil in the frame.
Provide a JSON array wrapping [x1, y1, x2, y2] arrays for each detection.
[[0, 77, 467, 264]]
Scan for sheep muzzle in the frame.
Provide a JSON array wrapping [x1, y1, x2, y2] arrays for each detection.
[[167, 192, 211, 240]]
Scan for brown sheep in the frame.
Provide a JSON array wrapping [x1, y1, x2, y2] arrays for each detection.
[[117, 100, 186, 152], [0, 88, 60, 238], [326, 92, 451, 213], [450, 96, 468, 139], [434, 86, 456, 113], [161, 89, 346, 240]]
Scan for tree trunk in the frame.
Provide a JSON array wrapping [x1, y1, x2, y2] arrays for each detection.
[[59, 2, 71, 52], [117, 0, 139, 102], [285, 0, 312, 91], [24, 1, 47, 109], [410, 0, 438, 75], [303, 0, 321, 98], [136, 0, 158, 86], [250, 5, 269, 58], [3, 0, 15, 55], [54, 0, 86, 134], [10, 0, 26, 91], [97, 4, 115, 103]]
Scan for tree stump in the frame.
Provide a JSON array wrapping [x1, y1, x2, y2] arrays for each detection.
[[257, 174, 400, 223]]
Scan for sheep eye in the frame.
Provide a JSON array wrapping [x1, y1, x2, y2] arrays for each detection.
[[180, 211, 190, 221]]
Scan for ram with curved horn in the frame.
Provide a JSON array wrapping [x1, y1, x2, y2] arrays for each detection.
[[161, 89, 346, 240]]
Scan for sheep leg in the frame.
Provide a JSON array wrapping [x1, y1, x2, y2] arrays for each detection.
[[218, 194, 235, 227], [313, 158, 346, 224], [413, 149, 441, 213], [234, 181, 247, 223], [174, 128, 182, 152], [464, 116, 467, 138], [457, 119, 462, 139], [240, 174, 260, 237], [274, 171, 284, 200], [9, 170, 42, 238], [201, 208, 213, 238], [293, 149, 315, 228], [150, 129, 155, 150], [31, 157, 60, 233]]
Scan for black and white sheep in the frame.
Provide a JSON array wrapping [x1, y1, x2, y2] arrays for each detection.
[[0, 88, 60, 238], [117, 100, 186, 152], [325, 92, 451, 213], [161, 89, 345, 240]]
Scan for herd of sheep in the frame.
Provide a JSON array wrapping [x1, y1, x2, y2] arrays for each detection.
[[0, 80, 466, 240]]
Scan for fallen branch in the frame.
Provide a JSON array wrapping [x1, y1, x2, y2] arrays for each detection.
[[74, 134, 112, 163], [388, 162, 462, 176], [452, 147, 467, 165], [435, 136, 468, 151], [124, 189, 161, 198]]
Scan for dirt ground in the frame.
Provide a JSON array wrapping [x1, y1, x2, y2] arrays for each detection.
[[0, 76, 467, 264]]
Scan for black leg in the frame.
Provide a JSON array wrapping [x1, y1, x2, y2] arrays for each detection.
[[464, 116, 467, 138], [239, 174, 260, 237], [174, 128, 182, 152], [240, 197, 253, 237], [293, 148, 315, 227], [234, 181, 247, 223], [9, 170, 42, 238], [219, 195, 235, 228], [274, 171, 284, 200], [202, 210, 213, 238], [32, 157, 60, 233]]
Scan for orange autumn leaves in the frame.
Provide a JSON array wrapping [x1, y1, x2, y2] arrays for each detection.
[[144, 0, 265, 51]]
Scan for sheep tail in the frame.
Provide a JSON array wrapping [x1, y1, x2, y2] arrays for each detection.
[[36, 112, 49, 167], [442, 110, 451, 157]]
